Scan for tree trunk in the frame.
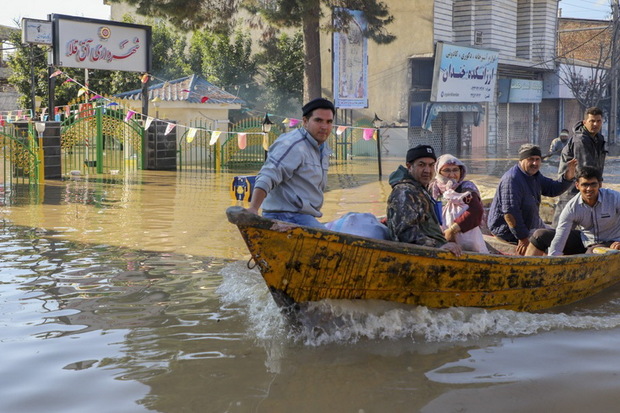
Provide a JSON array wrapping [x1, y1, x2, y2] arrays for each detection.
[[302, 6, 322, 102]]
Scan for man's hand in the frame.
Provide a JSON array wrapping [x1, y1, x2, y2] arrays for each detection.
[[516, 238, 530, 256], [564, 158, 578, 181], [610, 241, 620, 250], [441, 241, 462, 257]]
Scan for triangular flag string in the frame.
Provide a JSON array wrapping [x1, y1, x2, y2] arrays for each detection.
[[34, 67, 380, 147]]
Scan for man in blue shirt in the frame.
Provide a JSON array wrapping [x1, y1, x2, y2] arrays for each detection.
[[487, 144, 577, 255]]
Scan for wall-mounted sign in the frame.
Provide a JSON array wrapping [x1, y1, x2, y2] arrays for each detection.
[[498, 78, 543, 103], [430, 42, 499, 103], [22, 18, 53, 45], [51, 14, 151, 73]]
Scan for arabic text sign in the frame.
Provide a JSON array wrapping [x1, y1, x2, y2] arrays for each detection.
[[52, 15, 151, 72], [431, 43, 498, 103], [22, 18, 53, 45]]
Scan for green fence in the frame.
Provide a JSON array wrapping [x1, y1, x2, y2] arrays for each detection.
[[60, 102, 143, 175], [177, 118, 217, 171], [0, 122, 41, 204]]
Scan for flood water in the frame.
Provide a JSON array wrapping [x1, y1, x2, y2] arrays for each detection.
[[3, 155, 620, 412]]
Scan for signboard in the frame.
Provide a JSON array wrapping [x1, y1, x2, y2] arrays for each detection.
[[430, 42, 499, 103], [498, 79, 543, 103], [51, 14, 151, 72], [333, 9, 368, 109], [22, 18, 53, 45]]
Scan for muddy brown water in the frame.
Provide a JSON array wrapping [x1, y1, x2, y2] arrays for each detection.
[[3, 156, 620, 412]]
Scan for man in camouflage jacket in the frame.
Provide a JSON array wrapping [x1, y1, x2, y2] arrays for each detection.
[[386, 145, 461, 256]]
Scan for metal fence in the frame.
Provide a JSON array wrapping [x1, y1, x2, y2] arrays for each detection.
[[60, 102, 143, 175], [0, 122, 41, 205]]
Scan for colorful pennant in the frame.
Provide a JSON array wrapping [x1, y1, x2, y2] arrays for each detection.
[[209, 131, 221, 145], [237, 133, 247, 150], [165, 122, 176, 135]]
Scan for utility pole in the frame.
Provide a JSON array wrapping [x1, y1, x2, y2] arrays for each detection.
[[611, 0, 619, 145]]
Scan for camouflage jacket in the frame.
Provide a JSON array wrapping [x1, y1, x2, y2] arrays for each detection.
[[386, 166, 447, 247]]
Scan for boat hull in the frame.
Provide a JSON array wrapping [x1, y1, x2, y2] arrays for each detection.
[[227, 206, 620, 311]]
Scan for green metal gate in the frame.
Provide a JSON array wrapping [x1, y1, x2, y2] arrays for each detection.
[[61, 102, 143, 175], [0, 123, 40, 185]]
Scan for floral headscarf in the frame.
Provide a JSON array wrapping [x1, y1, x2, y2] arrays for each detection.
[[429, 154, 480, 200]]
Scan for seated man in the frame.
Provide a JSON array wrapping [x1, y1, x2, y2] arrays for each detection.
[[528, 166, 620, 256], [386, 145, 462, 256], [487, 144, 577, 255]]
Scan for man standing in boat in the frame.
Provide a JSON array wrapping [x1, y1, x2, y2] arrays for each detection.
[[246, 98, 335, 228], [528, 166, 620, 256], [487, 144, 577, 255], [552, 107, 607, 227], [386, 144, 462, 256]]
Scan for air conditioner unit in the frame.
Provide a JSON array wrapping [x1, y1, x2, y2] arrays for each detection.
[[474, 30, 483, 45]]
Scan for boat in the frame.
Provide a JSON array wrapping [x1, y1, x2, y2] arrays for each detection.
[[226, 206, 620, 312]]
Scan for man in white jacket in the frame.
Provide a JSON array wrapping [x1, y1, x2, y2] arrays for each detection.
[[247, 98, 335, 228]]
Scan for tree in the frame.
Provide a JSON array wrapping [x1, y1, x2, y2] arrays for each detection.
[[107, 0, 395, 101], [256, 31, 304, 115], [189, 29, 259, 104], [556, 18, 616, 110]]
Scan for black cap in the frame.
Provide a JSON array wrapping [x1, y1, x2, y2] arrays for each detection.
[[302, 98, 336, 117], [406, 145, 437, 163]]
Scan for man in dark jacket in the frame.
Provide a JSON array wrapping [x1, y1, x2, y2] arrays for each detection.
[[552, 106, 606, 226], [386, 145, 461, 256], [487, 144, 577, 255]]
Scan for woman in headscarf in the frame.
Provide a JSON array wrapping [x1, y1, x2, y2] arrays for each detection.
[[428, 154, 487, 252]]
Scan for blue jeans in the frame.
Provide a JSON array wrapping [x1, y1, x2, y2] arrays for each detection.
[[262, 212, 325, 229]]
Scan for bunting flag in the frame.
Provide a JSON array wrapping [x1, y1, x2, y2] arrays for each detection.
[[237, 133, 247, 150], [165, 122, 176, 135], [209, 131, 221, 145], [282, 118, 289, 124], [50, 69, 62, 78], [363, 128, 374, 141], [125, 110, 136, 121], [262, 133, 269, 151], [201, 96, 209, 103], [144, 116, 154, 130], [63, 78, 74, 84], [336, 126, 347, 135], [77, 87, 88, 97], [0, 120, 4, 127], [141, 73, 150, 83], [373, 130, 378, 140], [90, 95, 103, 100], [289, 118, 300, 127], [106, 102, 119, 107], [187, 128, 198, 143]]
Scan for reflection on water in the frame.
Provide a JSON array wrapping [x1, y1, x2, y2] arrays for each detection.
[[3, 157, 620, 412]]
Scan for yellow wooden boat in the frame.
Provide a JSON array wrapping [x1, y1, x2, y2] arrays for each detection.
[[226, 206, 620, 312]]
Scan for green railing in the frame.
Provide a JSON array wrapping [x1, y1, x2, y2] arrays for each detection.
[[0, 122, 40, 205], [177, 118, 217, 171], [60, 102, 143, 175], [221, 117, 285, 169]]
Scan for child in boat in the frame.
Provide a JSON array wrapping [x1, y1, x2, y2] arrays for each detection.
[[428, 154, 488, 253]]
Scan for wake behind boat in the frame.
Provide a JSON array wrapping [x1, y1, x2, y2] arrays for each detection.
[[226, 206, 620, 312]]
